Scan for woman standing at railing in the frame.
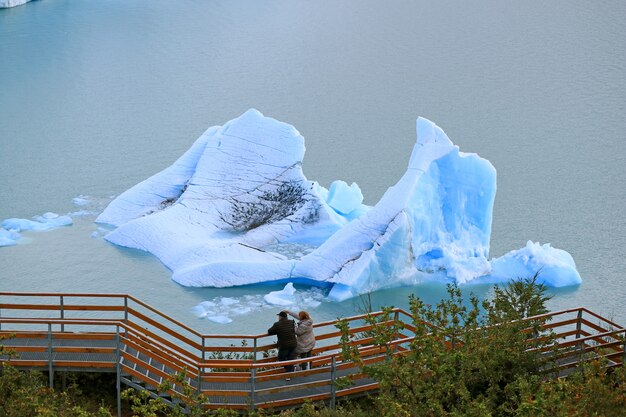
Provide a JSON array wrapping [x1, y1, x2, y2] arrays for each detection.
[[287, 310, 315, 370]]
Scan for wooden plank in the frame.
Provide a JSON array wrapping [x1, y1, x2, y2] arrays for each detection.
[[0, 304, 122, 313], [202, 403, 249, 411], [579, 318, 611, 334], [121, 334, 192, 373], [4, 346, 47, 353], [257, 391, 331, 408], [256, 378, 331, 395], [336, 381, 379, 397], [581, 308, 624, 330], [199, 375, 251, 384], [541, 318, 579, 330], [121, 364, 194, 403], [0, 331, 115, 341], [0, 304, 62, 310], [126, 295, 202, 337], [199, 389, 249, 397], [0, 292, 126, 298], [124, 321, 199, 364], [120, 351, 176, 381], [1, 346, 115, 354], [4, 359, 117, 369], [0, 360, 48, 367], [315, 321, 396, 342], [54, 347, 116, 354], [602, 351, 625, 363], [54, 361, 115, 369], [121, 364, 167, 390], [126, 308, 202, 351], [256, 364, 328, 380], [53, 333, 116, 341], [61, 305, 125, 312], [0, 318, 119, 327], [202, 345, 256, 353]]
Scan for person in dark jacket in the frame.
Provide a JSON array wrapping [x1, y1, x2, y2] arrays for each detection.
[[268, 311, 297, 374]]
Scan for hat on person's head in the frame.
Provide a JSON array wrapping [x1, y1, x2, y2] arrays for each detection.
[[277, 311, 288, 318]]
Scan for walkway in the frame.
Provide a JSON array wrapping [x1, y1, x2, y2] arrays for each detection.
[[1, 292, 624, 415]]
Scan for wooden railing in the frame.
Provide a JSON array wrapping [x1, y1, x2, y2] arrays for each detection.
[[1, 292, 624, 415]]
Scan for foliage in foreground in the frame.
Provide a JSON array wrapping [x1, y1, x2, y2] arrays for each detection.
[[333, 274, 626, 417], [0, 365, 113, 417]]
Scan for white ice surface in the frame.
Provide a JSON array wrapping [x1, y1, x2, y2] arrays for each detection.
[[2, 212, 73, 232], [484, 241, 582, 287], [98, 109, 362, 287], [326, 180, 363, 215], [264, 282, 297, 305], [97, 110, 581, 301], [0, 229, 21, 247], [0, 0, 32, 8]]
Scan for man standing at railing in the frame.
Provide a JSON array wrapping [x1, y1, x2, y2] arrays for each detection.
[[268, 310, 297, 379]]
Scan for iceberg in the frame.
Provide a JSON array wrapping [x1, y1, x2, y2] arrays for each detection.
[[0, 229, 21, 247], [0, 212, 72, 247], [264, 282, 298, 306], [97, 109, 581, 301], [487, 241, 581, 287], [2, 212, 73, 232], [0, 0, 32, 8]]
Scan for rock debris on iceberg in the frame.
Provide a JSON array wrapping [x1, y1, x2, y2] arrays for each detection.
[[96, 109, 581, 301]]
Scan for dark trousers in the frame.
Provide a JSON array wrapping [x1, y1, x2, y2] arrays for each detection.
[[299, 350, 312, 370], [278, 347, 296, 372]]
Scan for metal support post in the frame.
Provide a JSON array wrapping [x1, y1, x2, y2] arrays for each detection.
[[197, 365, 202, 400], [249, 367, 256, 411], [115, 325, 121, 417], [393, 310, 400, 352], [124, 297, 128, 322], [60, 296, 65, 332], [47, 323, 53, 388], [253, 338, 257, 363], [623, 330, 626, 366], [330, 356, 336, 410], [575, 310, 583, 339]]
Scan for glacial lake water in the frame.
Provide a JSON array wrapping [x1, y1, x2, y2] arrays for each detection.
[[1, 0, 625, 333]]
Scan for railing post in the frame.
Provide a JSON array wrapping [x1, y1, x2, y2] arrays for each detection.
[[197, 365, 202, 402], [115, 325, 121, 417], [253, 338, 257, 364], [124, 296, 128, 323], [393, 310, 400, 353], [60, 295, 65, 333], [202, 336, 205, 362], [623, 330, 626, 366], [330, 355, 336, 410], [249, 367, 256, 411], [575, 309, 583, 339], [47, 323, 54, 388]]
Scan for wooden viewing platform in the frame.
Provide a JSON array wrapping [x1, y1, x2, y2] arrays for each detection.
[[1, 292, 625, 416]]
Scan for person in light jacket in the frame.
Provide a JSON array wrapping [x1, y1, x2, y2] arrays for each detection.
[[287, 310, 315, 370]]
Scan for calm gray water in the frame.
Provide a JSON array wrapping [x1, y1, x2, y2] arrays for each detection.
[[1, 0, 625, 333]]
